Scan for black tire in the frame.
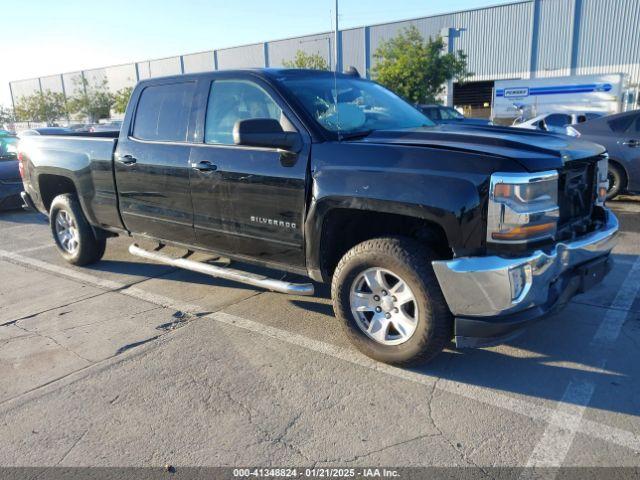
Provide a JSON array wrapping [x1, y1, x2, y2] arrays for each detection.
[[331, 236, 452, 365], [606, 162, 626, 200], [49, 194, 106, 266]]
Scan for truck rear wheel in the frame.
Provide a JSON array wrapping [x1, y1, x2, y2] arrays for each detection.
[[331, 236, 452, 365], [49, 194, 106, 266]]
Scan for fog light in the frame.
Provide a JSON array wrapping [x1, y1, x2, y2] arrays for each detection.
[[598, 186, 608, 203], [509, 264, 532, 302]]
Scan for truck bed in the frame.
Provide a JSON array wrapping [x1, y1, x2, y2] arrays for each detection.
[[19, 134, 124, 230]]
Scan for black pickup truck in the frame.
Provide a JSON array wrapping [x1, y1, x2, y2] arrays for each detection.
[[18, 69, 618, 364]]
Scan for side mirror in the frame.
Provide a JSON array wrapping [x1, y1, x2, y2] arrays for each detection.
[[233, 118, 301, 151], [538, 119, 548, 131]]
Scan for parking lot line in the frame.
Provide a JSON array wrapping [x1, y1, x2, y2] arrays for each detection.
[[1, 248, 640, 456], [13, 244, 55, 254], [523, 257, 640, 472]]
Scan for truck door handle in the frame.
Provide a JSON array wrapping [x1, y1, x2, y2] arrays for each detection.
[[117, 154, 137, 165], [622, 139, 639, 147], [191, 160, 217, 172]]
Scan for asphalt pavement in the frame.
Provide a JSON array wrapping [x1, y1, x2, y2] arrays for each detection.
[[0, 199, 639, 473]]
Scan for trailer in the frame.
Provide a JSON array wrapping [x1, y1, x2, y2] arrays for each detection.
[[492, 73, 638, 123]]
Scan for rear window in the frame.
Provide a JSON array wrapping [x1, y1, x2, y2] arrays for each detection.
[[132, 82, 195, 142]]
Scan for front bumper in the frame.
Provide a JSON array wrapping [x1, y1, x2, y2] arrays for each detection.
[[432, 209, 619, 347]]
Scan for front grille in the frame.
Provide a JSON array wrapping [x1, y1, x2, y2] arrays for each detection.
[[556, 159, 598, 240]]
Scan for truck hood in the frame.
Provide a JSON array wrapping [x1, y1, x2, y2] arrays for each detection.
[[357, 124, 606, 171], [439, 118, 493, 126]]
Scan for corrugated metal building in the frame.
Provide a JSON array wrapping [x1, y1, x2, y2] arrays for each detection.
[[9, 0, 640, 117]]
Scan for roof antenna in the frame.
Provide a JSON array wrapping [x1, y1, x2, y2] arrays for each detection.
[[332, 0, 341, 140]]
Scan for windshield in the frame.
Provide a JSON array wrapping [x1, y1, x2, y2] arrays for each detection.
[[440, 107, 464, 120], [0, 137, 18, 160], [278, 76, 434, 137]]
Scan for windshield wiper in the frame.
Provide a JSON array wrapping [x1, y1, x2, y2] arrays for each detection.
[[338, 129, 373, 141]]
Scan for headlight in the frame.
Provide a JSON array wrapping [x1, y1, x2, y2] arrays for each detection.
[[595, 155, 609, 206], [487, 171, 559, 244]]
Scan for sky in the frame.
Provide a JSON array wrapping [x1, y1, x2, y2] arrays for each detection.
[[1, 0, 516, 108]]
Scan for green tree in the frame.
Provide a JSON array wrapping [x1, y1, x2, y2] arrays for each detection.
[[0, 105, 15, 125], [283, 50, 329, 70], [67, 77, 114, 122], [373, 26, 471, 104], [14, 90, 68, 124], [113, 86, 134, 114]]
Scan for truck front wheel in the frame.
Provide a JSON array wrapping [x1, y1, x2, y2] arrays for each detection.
[[49, 194, 106, 266], [331, 237, 452, 365]]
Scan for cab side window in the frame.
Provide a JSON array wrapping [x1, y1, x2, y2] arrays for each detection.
[[132, 82, 195, 142], [205, 80, 282, 145]]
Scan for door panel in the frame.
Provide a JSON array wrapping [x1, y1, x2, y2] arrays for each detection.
[[189, 78, 308, 267], [190, 145, 306, 265], [116, 140, 195, 242], [115, 81, 197, 243], [619, 115, 640, 191]]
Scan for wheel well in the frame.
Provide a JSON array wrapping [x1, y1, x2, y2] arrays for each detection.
[[609, 159, 628, 190], [319, 209, 451, 279], [38, 175, 77, 213]]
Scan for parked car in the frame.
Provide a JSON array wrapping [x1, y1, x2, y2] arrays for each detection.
[[18, 68, 617, 365], [417, 104, 492, 126], [566, 109, 640, 199], [18, 127, 75, 137], [0, 134, 22, 210], [513, 112, 603, 134]]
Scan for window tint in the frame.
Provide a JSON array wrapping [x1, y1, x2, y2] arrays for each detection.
[[440, 107, 464, 120], [423, 108, 440, 120], [0, 137, 18, 158], [628, 114, 640, 134], [205, 80, 282, 145], [585, 113, 601, 120], [608, 115, 635, 133], [133, 82, 195, 142], [545, 114, 571, 128]]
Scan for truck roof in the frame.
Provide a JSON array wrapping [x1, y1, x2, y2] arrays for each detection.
[[136, 68, 357, 87]]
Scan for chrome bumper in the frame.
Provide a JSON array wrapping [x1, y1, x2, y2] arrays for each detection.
[[432, 210, 619, 318]]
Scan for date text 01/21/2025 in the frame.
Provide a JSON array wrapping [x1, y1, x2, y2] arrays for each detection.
[[232, 467, 400, 477]]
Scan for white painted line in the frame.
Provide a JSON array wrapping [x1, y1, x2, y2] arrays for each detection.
[[592, 259, 640, 346], [0, 221, 48, 233], [2, 248, 640, 455], [0, 249, 124, 290], [523, 380, 596, 472], [13, 244, 55, 254], [523, 256, 640, 472]]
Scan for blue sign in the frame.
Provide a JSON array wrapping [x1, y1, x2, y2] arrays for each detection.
[[503, 87, 529, 98], [496, 83, 613, 98]]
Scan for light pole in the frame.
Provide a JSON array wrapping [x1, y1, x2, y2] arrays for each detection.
[[334, 0, 339, 72]]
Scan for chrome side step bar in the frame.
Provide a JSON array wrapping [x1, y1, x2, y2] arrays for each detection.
[[128, 244, 314, 296]]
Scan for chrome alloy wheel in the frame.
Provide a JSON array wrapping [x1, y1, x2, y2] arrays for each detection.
[[349, 268, 419, 345], [54, 210, 80, 254]]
